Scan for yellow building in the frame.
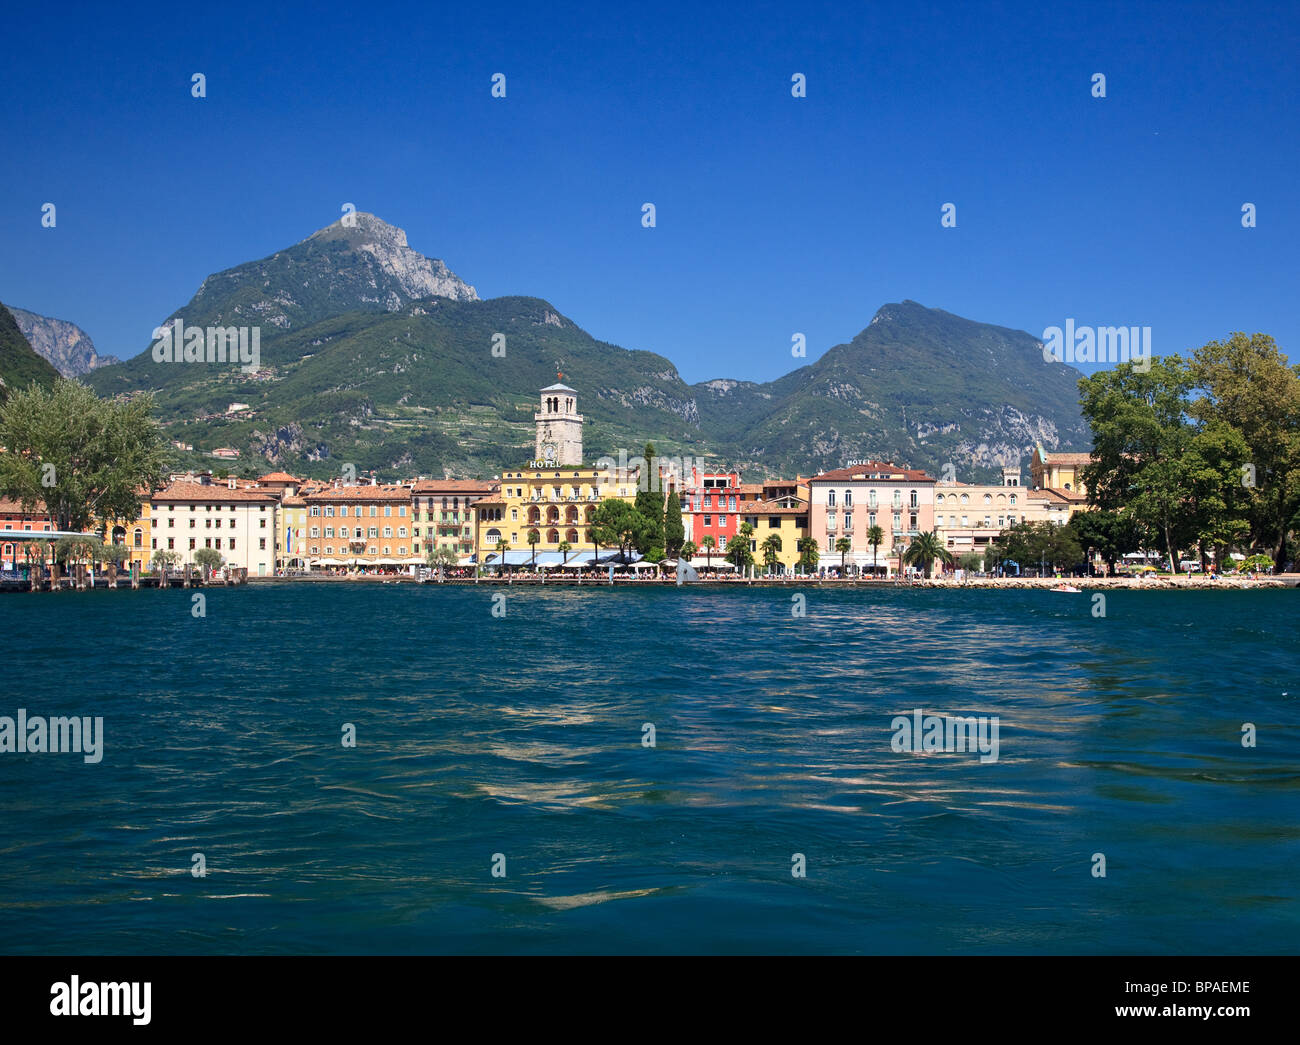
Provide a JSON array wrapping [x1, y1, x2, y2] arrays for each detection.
[[412, 479, 499, 560], [738, 480, 810, 574], [102, 500, 152, 574], [1030, 446, 1091, 519], [474, 464, 640, 565]]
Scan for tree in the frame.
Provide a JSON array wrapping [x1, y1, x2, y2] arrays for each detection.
[[557, 539, 572, 566], [633, 442, 665, 554], [726, 522, 755, 572], [867, 524, 884, 577], [958, 551, 983, 573], [151, 549, 180, 574], [760, 533, 782, 573], [664, 489, 685, 556], [698, 534, 716, 570], [835, 536, 852, 575], [903, 531, 954, 578], [527, 528, 540, 567], [797, 536, 819, 574], [193, 547, 225, 574], [55, 534, 102, 567], [426, 546, 458, 570], [680, 540, 697, 562], [1065, 508, 1144, 576], [1191, 332, 1300, 566], [101, 542, 131, 565], [0, 380, 168, 532], [590, 498, 646, 560], [495, 539, 510, 572]]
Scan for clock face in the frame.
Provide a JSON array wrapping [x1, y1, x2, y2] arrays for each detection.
[[542, 442, 558, 463]]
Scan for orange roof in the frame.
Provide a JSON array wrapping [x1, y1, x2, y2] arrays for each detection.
[[739, 499, 808, 515], [1041, 451, 1093, 466], [304, 485, 412, 502], [411, 479, 500, 494], [152, 482, 277, 504], [258, 471, 300, 483], [810, 462, 933, 482]]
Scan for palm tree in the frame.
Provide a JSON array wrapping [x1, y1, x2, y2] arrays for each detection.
[[496, 539, 510, 575], [699, 535, 716, 571], [680, 540, 697, 562], [760, 533, 782, 574], [527, 528, 540, 568], [797, 536, 819, 575], [557, 539, 572, 569], [902, 531, 954, 579], [867, 524, 884, 577], [835, 536, 852, 576]]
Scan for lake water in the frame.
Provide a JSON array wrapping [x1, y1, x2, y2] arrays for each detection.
[[1, 583, 1296, 954]]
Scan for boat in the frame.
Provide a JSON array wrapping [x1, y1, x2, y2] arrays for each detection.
[[1050, 584, 1082, 593]]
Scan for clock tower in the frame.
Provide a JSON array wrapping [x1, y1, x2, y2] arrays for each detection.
[[534, 378, 583, 466]]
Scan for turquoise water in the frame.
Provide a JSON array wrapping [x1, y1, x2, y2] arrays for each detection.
[[1, 583, 1296, 954]]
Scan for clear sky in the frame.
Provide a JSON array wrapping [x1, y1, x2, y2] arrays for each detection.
[[2, 0, 1296, 382]]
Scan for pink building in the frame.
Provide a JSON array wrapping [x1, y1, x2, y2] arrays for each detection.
[[807, 461, 936, 576]]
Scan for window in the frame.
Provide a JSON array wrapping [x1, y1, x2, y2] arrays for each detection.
[[827, 511, 836, 529], [355, 507, 363, 517], [893, 512, 902, 530], [325, 506, 334, 517], [910, 490, 918, 508], [370, 506, 377, 517], [704, 495, 712, 508], [134, 529, 143, 547], [310, 527, 320, 538], [324, 527, 334, 538], [768, 516, 779, 528], [868, 512, 876, 527], [869, 490, 877, 509], [910, 513, 918, 529], [1010, 494, 1017, 505], [983, 494, 992, 505], [828, 491, 836, 507], [844, 490, 852, 507], [167, 537, 174, 549], [728, 496, 736, 511], [189, 519, 195, 528], [893, 490, 902, 508], [961, 515, 968, 527], [259, 538, 266, 549], [703, 515, 712, 526], [368, 527, 378, 539], [719, 536, 728, 550], [385, 506, 392, 517], [383, 527, 393, 538], [843, 512, 853, 530], [398, 527, 407, 538], [189, 538, 196, 549], [310, 506, 320, 516]]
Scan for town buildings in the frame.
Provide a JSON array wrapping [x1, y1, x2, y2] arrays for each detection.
[[806, 462, 937, 576], [149, 477, 277, 575]]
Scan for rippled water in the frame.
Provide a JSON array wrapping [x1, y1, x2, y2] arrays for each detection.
[[1, 583, 1296, 954]]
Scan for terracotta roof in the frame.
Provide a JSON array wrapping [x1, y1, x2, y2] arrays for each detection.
[[303, 485, 412, 502], [0, 497, 50, 514], [739, 499, 808, 515], [1041, 487, 1087, 503], [152, 482, 277, 504], [1041, 451, 1093, 465], [411, 479, 500, 494], [736, 483, 765, 496], [810, 463, 933, 482], [281, 495, 307, 506], [258, 471, 300, 483]]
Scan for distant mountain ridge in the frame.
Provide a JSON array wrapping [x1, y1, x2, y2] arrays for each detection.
[[87, 214, 1089, 480], [5, 306, 119, 376], [0, 303, 61, 398]]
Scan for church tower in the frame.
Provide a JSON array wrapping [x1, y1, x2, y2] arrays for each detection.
[[534, 378, 583, 466]]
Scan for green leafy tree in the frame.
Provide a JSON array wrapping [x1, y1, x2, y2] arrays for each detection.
[[797, 536, 819, 574], [426, 546, 458, 569], [1191, 332, 1300, 566], [835, 536, 852, 574], [867, 524, 885, 576], [55, 534, 102, 566], [151, 548, 180, 574], [760, 533, 782, 573], [698, 534, 716, 569], [193, 547, 224, 573], [902, 531, 954, 578], [680, 540, 697, 561], [0, 380, 168, 532], [958, 551, 983, 573], [726, 522, 755, 572], [101, 542, 131, 565], [590, 498, 646, 559], [664, 489, 685, 556], [633, 442, 665, 554]]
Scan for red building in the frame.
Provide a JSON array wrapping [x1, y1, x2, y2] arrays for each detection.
[[683, 468, 742, 553]]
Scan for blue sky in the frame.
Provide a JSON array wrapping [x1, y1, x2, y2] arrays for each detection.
[[2, 0, 1296, 383]]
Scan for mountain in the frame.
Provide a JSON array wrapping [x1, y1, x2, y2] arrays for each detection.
[[5, 306, 120, 376], [0, 303, 61, 399], [87, 215, 1089, 481], [693, 300, 1091, 478]]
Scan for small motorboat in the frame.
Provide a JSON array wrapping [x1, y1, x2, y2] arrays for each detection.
[[1050, 584, 1082, 593]]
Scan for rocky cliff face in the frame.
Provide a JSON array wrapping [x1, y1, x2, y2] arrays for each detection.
[[306, 213, 478, 304], [5, 306, 120, 376]]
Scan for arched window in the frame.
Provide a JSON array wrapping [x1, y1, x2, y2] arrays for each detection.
[[133, 528, 143, 548], [547, 529, 559, 543], [909, 490, 918, 508], [565, 506, 579, 524], [828, 490, 836, 507], [983, 494, 992, 504], [843, 490, 852, 507], [566, 529, 579, 544]]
